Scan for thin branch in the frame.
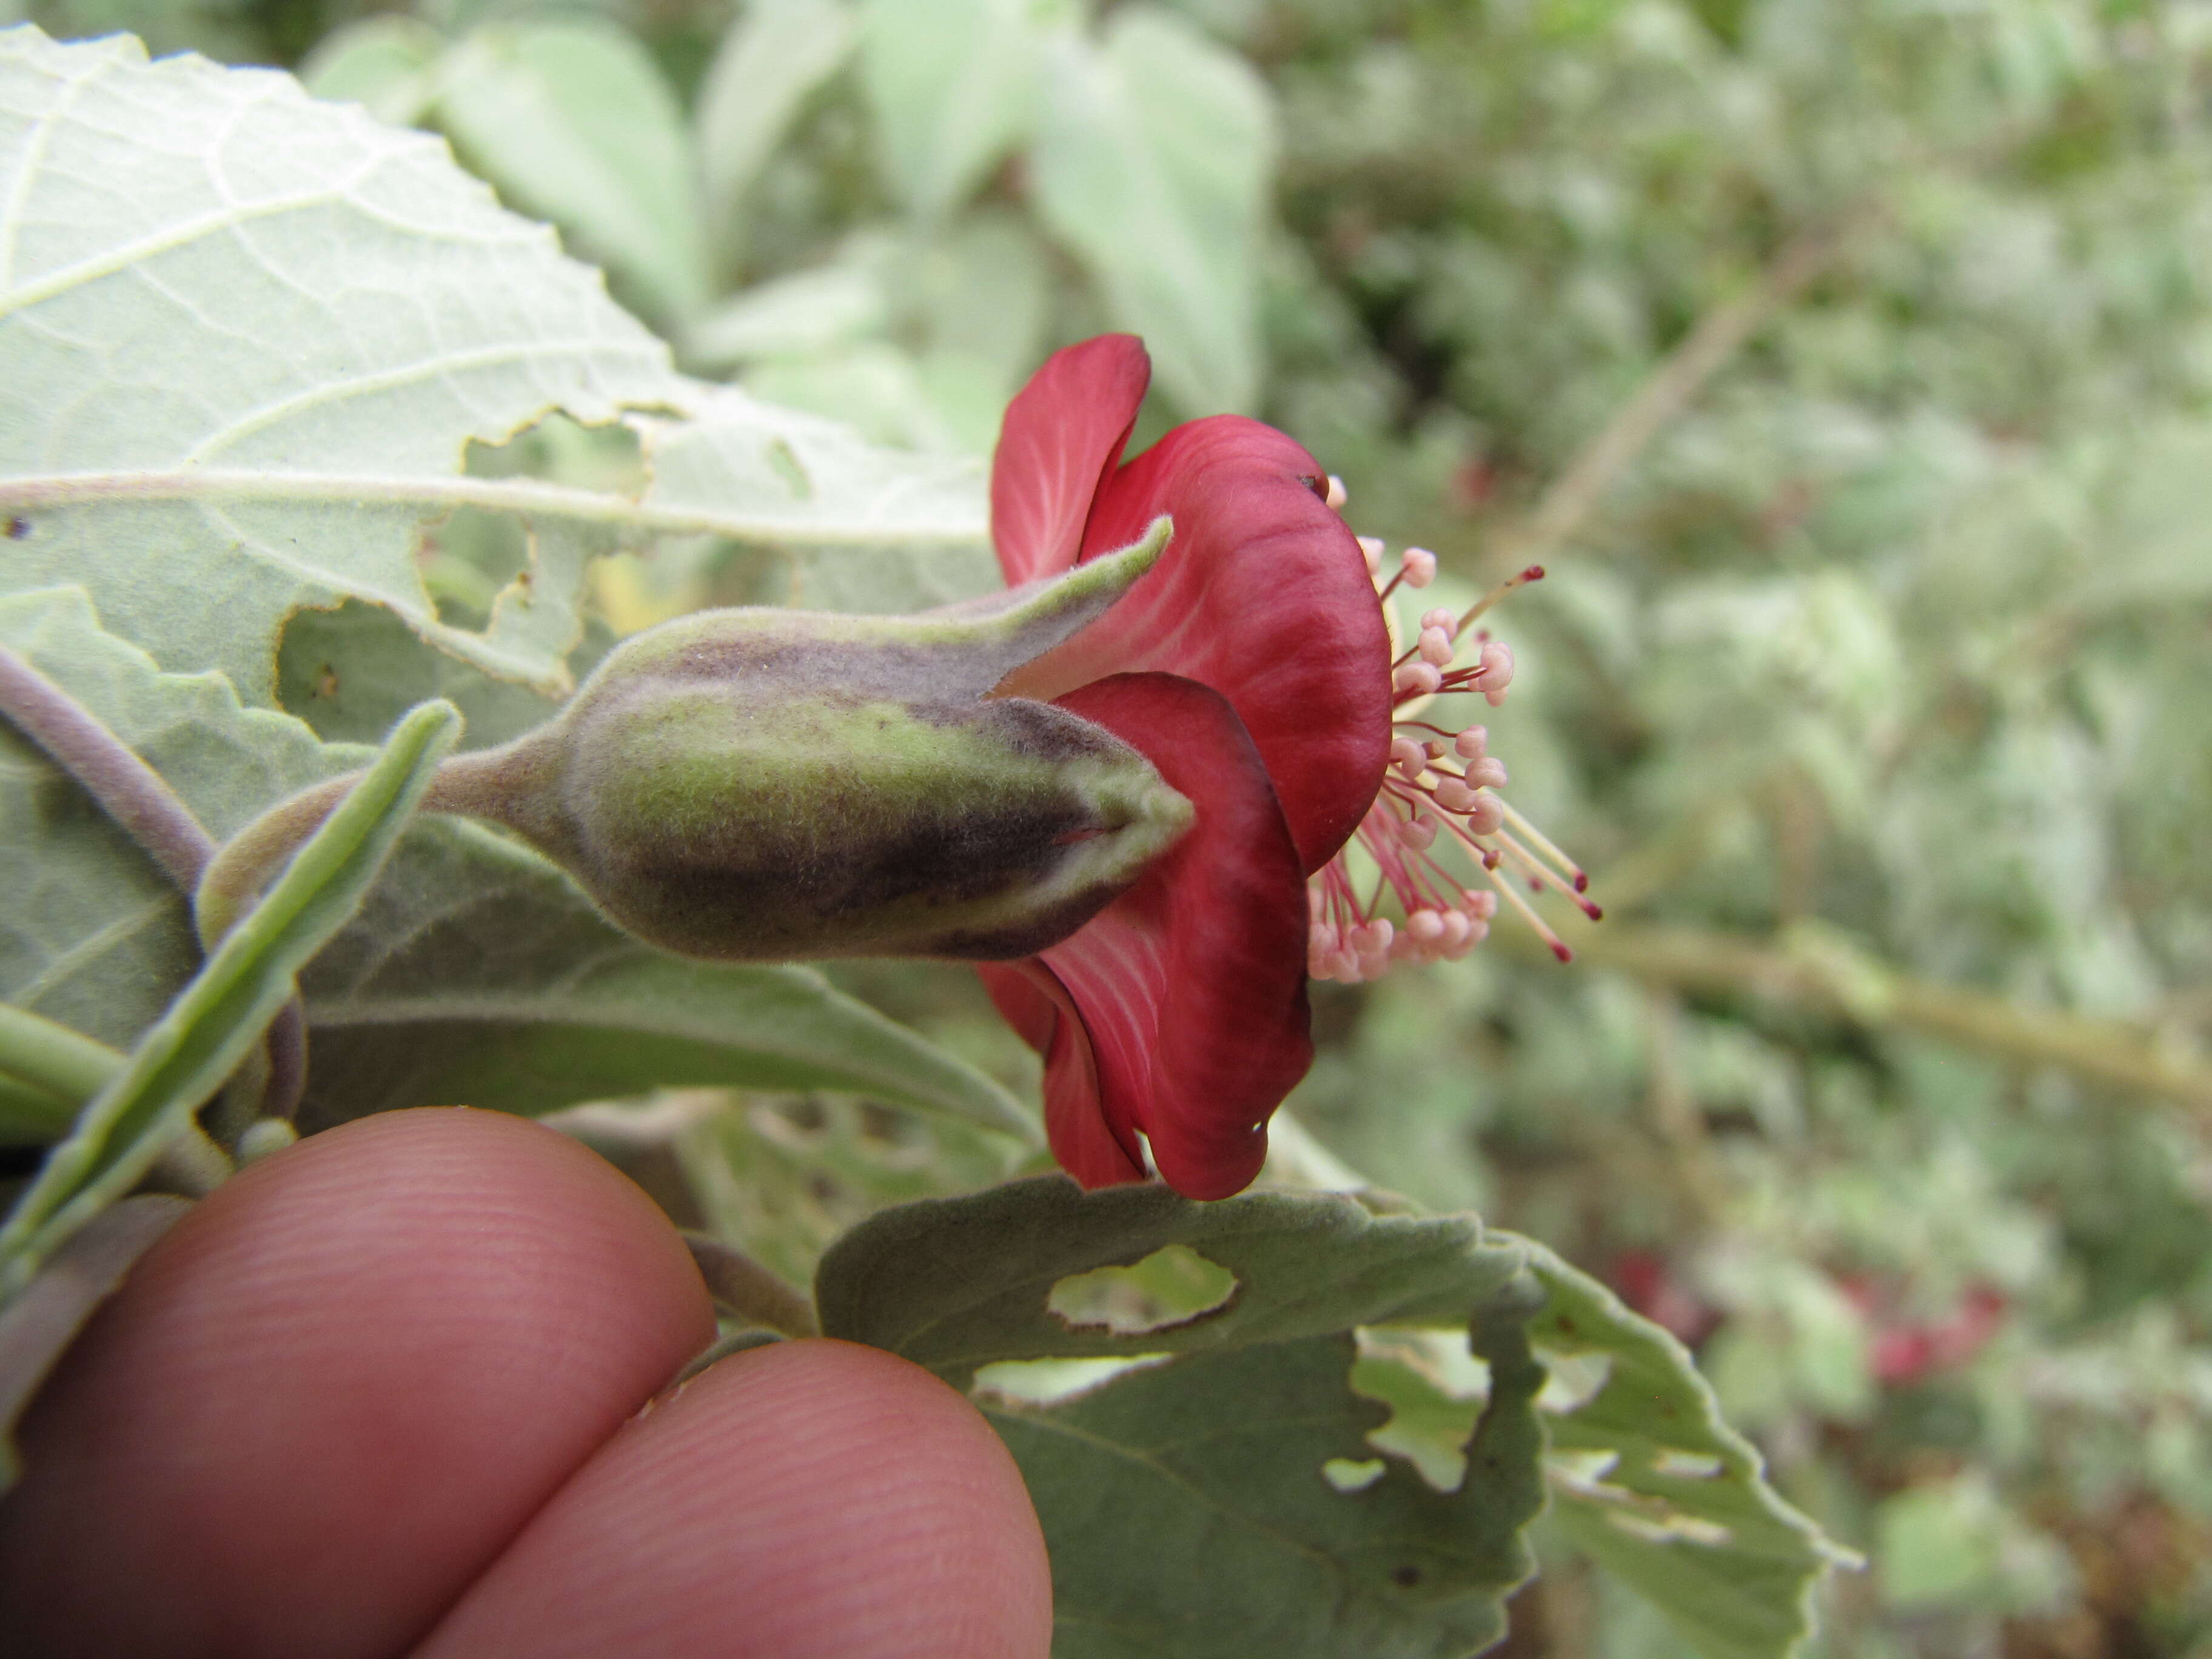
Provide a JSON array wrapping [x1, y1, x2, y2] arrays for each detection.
[[0, 468, 983, 549], [1499, 212, 1871, 570], [1513, 922, 2212, 1119]]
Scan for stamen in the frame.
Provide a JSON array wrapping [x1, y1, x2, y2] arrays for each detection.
[[1472, 640, 1515, 706], [1484, 862, 1574, 962], [1497, 799, 1590, 893], [1453, 565, 1544, 640], [1497, 835, 1603, 921], [1326, 475, 1348, 511], [1305, 531, 1589, 982]]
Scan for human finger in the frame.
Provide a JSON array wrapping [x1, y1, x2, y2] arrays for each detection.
[[0, 1107, 715, 1658], [414, 1336, 1053, 1659]]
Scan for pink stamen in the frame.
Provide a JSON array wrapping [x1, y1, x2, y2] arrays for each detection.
[[1305, 532, 1588, 981]]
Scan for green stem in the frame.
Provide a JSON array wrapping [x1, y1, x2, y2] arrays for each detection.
[[196, 749, 524, 950], [0, 646, 213, 890], [0, 1005, 124, 1110]]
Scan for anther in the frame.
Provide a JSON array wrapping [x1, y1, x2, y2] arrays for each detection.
[[1392, 661, 1443, 697], [1453, 725, 1489, 760], [1399, 548, 1437, 588], [1433, 776, 1478, 813], [1417, 626, 1454, 666], [1358, 535, 1386, 575], [1326, 475, 1348, 511], [1474, 640, 1515, 706]]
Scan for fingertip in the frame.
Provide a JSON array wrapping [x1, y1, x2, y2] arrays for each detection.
[[0, 1107, 715, 1659], [418, 1338, 1053, 1659]]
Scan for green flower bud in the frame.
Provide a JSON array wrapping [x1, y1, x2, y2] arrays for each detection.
[[431, 522, 1192, 962]]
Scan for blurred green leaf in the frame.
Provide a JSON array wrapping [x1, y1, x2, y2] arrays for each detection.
[[0, 699, 458, 1292], [298, 15, 446, 126], [435, 19, 709, 327], [685, 258, 890, 370], [1030, 8, 1273, 413], [818, 1177, 1547, 1659], [695, 0, 856, 255], [857, 0, 1045, 222]]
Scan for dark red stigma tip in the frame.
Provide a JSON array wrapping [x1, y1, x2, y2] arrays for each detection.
[[1551, 942, 1574, 963], [1586, 904, 1604, 922], [1522, 565, 1546, 581], [1573, 873, 1589, 893]]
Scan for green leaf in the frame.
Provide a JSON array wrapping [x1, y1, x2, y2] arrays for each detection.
[[0, 700, 459, 1291], [433, 19, 710, 329], [296, 817, 1036, 1139], [856, 0, 1046, 222], [0, 588, 357, 1050], [298, 14, 446, 126], [695, 0, 857, 256], [0, 28, 988, 711], [683, 258, 891, 371], [1510, 1236, 1857, 1659], [817, 1178, 1548, 1659], [1030, 8, 1273, 414]]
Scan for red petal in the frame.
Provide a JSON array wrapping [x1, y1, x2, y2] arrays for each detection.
[[988, 335, 1151, 585], [977, 961, 1145, 1188], [982, 672, 1312, 1201], [1004, 416, 1390, 873]]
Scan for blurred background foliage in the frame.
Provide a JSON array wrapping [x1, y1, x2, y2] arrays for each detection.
[[12, 0, 2212, 1651]]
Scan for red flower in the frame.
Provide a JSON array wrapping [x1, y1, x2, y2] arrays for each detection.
[[975, 336, 1392, 1199]]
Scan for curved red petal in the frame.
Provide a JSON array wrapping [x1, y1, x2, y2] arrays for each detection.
[[977, 960, 1145, 1188], [988, 335, 1151, 586], [1004, 415, 1391, 873], [994, 672, 1312, 1201]]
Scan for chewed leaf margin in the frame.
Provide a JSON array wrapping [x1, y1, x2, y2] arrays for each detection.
[[1510, 1233, 1860, 1659]]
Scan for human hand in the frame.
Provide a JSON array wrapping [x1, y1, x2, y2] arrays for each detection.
[[0, 1109, 1052, 1658]]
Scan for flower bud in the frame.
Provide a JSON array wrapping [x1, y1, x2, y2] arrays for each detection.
[[431, 523, 1193, 962]]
